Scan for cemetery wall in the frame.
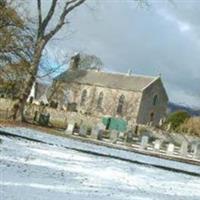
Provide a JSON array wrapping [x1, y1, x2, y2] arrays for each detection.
[[0, 98, 16, 109]]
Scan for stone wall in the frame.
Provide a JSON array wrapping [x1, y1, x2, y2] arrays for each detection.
[[0, 98, 16, 110], [50, 81, 142, 125], [137, 78, 168, 125]]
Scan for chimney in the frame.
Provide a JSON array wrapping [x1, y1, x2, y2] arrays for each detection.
[[69, 53, 80, 71]]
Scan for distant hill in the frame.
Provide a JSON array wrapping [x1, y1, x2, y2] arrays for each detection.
[[168, 102, 200, 116]]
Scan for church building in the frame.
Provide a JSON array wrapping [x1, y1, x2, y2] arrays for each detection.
[[50, 54, 168, 126]]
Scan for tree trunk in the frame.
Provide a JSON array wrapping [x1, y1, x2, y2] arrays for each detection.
[[12, 40, 45, 121]]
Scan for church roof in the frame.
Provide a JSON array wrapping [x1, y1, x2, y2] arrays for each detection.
[[55, 69, 159, 92]]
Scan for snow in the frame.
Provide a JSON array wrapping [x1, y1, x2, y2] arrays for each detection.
[[0, 127, 200, 200]]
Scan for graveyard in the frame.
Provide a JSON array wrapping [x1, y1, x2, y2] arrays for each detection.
[[0, 96, 199, 166], [1, 114, 200, 167], [0, 96, 200, 167], [56, 120, 200, 166]]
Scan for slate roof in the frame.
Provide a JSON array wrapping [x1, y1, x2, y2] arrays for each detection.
[[55, 69, 159, 92]]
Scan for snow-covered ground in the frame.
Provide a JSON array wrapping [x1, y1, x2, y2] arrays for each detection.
[[0, 127, 200, 200]]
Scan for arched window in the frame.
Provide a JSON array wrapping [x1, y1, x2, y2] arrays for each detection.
[[117, 95, 125, 115], [80, 89, 87, 106], [153, 95, 158, 106], [97, 92, 104, 110]]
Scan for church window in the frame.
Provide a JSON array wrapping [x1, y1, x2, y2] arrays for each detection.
[[80, 89, 87, 106], [153, 95, 158, 106], [97, 92, 104, 110], [117, 95, 125, 115]]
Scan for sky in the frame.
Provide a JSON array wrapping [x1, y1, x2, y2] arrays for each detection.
[[27, 0, 200, 108]]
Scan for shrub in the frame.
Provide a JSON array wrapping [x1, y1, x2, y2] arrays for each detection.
[[166, 111, 190, 131], [179, 117, 200, 136]]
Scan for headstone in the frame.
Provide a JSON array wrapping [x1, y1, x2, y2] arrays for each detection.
[[65, 123, 74, 135], [91, 127, 97, 139], [191, 143, 196, 153], [125, 131, 133, 143], [91, 127, 103, 140], [38, 113, 50, 126], [97, 129, 104, 140], [96, 122, 105, 130], [119, 132, 125, 138], [180, 141, 188, 157], [140, 136, 149, 150], [79, 126, 87, 137], [154, 140, 162, 151], [110, 130, 119, 143], [193, 143, 200, 159], [167, 143, 174, 155]]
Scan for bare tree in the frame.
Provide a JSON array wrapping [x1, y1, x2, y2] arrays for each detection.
[[8, 0, 87, 120], [0, 0, 33, 67]]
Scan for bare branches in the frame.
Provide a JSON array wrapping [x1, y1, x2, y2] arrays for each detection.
[[44, 0, 86, 41], [0, 1, 34, 68], [40, 0, 58, 36], [0, 0, 87, 120], [37, 0, 42, 37]]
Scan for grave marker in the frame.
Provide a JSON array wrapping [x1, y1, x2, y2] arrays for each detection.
[[154, 140, 161, 151], [79, 126, 87, 137], [110, 130, 119, 143], [180, 141, 188, 157], [65, 123, 74, 135], [140, 136, 149, 150], [167, 143, 174, 155], [91, 126, 103, 140], [193, 143, 200, 159], [125, 131, 133, 143]]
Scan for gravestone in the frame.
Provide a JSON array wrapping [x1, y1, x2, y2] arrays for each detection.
[[97, 129, 104, 140], [180, 141, 188, 157], [154, 140, 162, 151], [38, 113, 50, 126], [65, 123, 74, 135], [91, 127, 103, 140], [118, 132, 125, 138], [79, 126, 87, 137], [140, 136, 149, 150], [167, 143, 174, 155], [96, 122, 105, 130], [110, 130, 119, 143], [91, 127, 98, 139], [125, 131, 133, 143], [193, 143, 200, 159]]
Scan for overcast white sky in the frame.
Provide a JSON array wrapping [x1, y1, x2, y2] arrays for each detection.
[[27, 0, 200, 108]]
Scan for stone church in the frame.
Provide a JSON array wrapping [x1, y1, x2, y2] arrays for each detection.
[[50, 54, 168, 126]]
